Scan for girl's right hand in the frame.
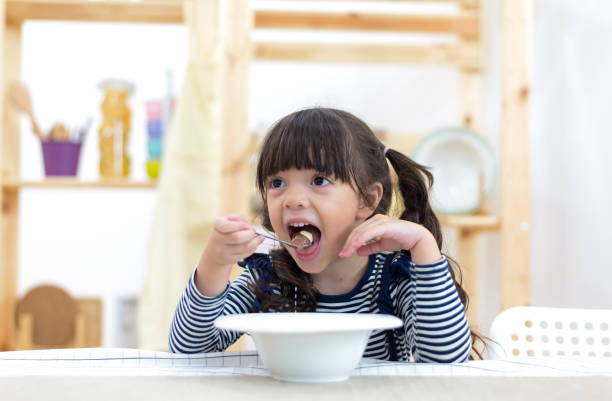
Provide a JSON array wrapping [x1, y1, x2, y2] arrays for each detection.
[[202, 214, 264, 268], [195, 214, 264, 296]]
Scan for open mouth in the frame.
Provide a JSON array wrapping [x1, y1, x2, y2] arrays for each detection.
[[288, 223, 321, 250]]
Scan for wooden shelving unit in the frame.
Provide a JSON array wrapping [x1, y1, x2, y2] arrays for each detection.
[[2, 178, 157, 189], [0, 0, 531, 350]]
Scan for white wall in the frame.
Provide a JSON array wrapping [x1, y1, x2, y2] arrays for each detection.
[[530, 0, 612, 309], [15, 0, 612, 347]]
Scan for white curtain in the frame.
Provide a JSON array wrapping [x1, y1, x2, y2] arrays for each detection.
[[137, 61, 222, 350]]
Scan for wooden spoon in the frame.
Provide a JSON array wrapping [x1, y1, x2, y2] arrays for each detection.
[[7, 82, 46, 140]]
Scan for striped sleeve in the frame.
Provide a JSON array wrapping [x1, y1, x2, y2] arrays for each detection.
[[396, 256, 471, 363], [168, 266, 257, 353]]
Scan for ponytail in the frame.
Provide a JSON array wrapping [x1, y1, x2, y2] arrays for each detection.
[[384, 147, 487, 360], [384, 148, 442, 244]]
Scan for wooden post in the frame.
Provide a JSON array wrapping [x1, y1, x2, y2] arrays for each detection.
[[0, 0, 6, 351], [457, 229, 479, 327], [222, 0, 253, 285], [220, 0, 253, 352], [459, 71, 482, 129], [456, 0, 483, 327], [459, 0, 483, 129], [185, 0, 252, 351], [1, 4, 22, 350], [501, 0, 531, 309], [221, 0, 252, 222]]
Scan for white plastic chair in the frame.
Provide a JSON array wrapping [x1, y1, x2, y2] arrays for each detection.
[[489, 306, 612, 359]]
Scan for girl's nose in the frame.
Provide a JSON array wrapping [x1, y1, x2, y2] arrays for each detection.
[[283, 190, 309, 209]]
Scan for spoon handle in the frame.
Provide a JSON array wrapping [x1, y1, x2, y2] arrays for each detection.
[[256, 232, 297, 248]]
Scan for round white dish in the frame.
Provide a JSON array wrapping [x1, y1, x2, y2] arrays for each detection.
[[215, 312, 402, 383], [412, 127, 497, 214]]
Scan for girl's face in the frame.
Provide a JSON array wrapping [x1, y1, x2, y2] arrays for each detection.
[[265, 168, 374, 274]]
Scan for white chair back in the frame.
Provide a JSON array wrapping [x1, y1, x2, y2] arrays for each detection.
[[489, 306, 612, 359]]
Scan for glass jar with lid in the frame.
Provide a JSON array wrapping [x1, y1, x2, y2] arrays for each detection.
[[98, 79, 134, 178]]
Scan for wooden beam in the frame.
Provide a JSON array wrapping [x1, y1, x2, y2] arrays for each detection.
[[264, 0, 479, 7], [255, 11, 479, 37], [1, 18, 22, 350], [218, 0, 254, 354], [222, 0, 252, 247], [1, 178, 157, 188], [459, 69, 482, 129], [457, 229, 479, 327], [0, 0, 6, 351], [459, 0, 479, 9], [438, 213, 500, 231], [455, 0, 483, 329], [2, 20, 21, 179], [459, 1, 483, 126], [255, 42, 481, 70], [501, 0, 531, 309], [6, 0, 182, 24]]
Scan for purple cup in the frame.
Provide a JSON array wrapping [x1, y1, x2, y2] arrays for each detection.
[[147, 120, 163, 139], [41, 141, 82, 176]]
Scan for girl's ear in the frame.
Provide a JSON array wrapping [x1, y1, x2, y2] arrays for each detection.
[[357, 182, 383, 219]]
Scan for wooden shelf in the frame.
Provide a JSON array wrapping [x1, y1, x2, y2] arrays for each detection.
[[438, 213, 500, 231], [6, 1, 479, 36], [255, 10, 479, 36], [255, 42, 481, 69], [6, 0, 184, 24], [1, 178, 157, 189]]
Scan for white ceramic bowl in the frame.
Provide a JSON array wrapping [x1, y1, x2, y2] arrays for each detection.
[[215, 312, 402, 383], [412, 127, 497, 214]]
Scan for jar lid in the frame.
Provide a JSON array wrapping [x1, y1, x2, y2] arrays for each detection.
[[99, 79, 134, 94]]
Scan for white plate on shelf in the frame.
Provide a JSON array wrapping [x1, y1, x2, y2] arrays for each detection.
[[215, 313, 402, 383], [412, 127, 497, 214]]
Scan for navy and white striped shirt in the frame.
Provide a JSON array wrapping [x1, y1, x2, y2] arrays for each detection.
[[169, 252, 471, 363]]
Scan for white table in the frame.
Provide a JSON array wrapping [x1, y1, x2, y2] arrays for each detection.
[[2, 348, 611, 401]]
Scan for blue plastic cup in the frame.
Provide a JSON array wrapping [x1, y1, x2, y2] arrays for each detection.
[[147, 138, 163, 159]]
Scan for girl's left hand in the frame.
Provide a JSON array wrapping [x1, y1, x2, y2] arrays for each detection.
[[339, 214, 441, 265]]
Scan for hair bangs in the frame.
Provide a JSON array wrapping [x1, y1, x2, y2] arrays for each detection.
[[257, 109, 355, 193]]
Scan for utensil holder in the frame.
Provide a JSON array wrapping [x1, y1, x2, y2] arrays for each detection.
[[41, 140, 82, 176]]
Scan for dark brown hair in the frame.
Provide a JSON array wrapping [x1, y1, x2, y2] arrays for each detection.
[[252, 107, 485, 359]]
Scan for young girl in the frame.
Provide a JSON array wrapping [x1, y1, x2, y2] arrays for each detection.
[[169, 107, 475, 362]]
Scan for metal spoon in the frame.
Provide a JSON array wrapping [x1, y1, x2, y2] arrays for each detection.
[[256, 232, 297, 248]]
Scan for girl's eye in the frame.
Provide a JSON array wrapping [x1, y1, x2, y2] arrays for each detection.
[[312, 176, 330, 186], [269, 178, 285, 189]]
